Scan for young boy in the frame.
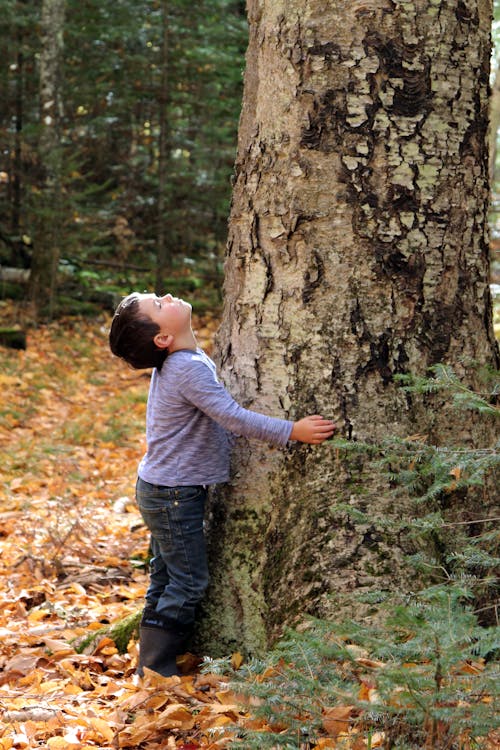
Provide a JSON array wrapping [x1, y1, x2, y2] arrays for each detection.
[[109, 292, 335, 677]]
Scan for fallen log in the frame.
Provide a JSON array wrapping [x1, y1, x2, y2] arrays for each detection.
[[0, 327, 26, 350], [0, 266, 30, 283]]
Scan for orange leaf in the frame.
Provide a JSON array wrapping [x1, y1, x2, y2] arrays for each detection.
[[155, 704, 196, 731], [87, 717, 116, 743], [322, 705, 356, 737], [358, 680, 373, 701]]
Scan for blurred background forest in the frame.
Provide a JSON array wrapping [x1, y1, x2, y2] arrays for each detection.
[[0, 0, 500, 325], [0, 6, 499, 747], [0, 0, 246, 321]]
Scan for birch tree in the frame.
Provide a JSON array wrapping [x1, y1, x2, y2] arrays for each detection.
[[200, 0, 500, 656]]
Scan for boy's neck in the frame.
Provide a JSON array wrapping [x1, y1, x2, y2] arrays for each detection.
[[169, 329, 198, 353]]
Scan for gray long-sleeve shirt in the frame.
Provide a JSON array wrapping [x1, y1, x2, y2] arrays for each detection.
[[137, 348, 294, 486]]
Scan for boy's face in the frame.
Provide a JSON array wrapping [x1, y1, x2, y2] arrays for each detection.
[[136, 293, 192, 339]]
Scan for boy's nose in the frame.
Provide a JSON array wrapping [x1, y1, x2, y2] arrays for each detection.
[[162, 294, 173, 302]]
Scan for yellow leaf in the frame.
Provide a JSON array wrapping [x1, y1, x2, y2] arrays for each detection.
[[47, 738, 74, 750], [210, 703, 242, 715], [209, 715, 234, 727], [216, 689, 241, 706], [88, 717, 115, 743], [69, 582, 87, 595], [27, 609, 50, 622], [39, 680, 63, 693], [231, 651, 244, 669], [0, 374, 19, 386]]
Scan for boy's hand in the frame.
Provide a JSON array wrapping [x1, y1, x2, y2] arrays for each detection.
[[290, 415, 336, 444]]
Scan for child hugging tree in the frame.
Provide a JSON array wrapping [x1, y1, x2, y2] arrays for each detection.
[[109, 291, 335, 677]]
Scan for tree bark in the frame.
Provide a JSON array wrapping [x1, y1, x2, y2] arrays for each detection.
[[199, 0, 499, 656], [29, 0, 65, 318]]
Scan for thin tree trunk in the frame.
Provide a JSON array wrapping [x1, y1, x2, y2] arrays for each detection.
[[12, 47, 23, 235], [29, 0, 65, 318], [156, 0, 170, 293], [489, 59, 500, 184], [200, 0, 499, 656]]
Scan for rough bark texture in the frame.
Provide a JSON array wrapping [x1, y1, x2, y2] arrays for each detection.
[[199, 0, 499, 656]]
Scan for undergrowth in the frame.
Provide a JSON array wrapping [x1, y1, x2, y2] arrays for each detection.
[[205, 584, 498, 749], [203, 365, 500, 750]]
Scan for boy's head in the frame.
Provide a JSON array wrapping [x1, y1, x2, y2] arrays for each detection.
[[109, 293, 169, 370]]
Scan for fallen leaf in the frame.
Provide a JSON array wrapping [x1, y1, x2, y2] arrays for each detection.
[[322, 705, 356, 737]]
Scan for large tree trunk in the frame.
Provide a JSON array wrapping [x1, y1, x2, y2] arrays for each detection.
[[199, 0, 499, 656], [29, 0, 65, 318]]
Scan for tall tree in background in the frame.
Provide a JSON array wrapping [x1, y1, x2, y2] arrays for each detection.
[[201, 0, 500, 656], [0, 1, 39, 265], [1, 0, 246, 293], [28, 0, 66, 316], [489, 1, 500, 183], [156, 0, 171, 292]]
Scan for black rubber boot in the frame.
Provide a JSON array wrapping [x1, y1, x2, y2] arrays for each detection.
[[137, 608, 188, 677]]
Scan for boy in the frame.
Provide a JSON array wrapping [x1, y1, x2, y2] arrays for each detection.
[[109, 292, 335, 677]]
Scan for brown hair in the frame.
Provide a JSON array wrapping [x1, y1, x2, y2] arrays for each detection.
[[109, 294, 168, 370]]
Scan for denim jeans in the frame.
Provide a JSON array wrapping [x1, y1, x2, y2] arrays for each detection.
[[135, 477, 209, 627]]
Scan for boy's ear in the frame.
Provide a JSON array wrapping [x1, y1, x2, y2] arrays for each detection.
[[154, 332, 174, 351]]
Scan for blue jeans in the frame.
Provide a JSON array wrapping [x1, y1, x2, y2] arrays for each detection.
[[135, 477, 209, 627]]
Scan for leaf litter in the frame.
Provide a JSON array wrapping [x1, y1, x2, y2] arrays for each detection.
[[0, 302, 498, 750], [0, 306, 246, 749]]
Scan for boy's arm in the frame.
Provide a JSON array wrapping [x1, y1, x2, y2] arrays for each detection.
[[180, 359, 335, 445]]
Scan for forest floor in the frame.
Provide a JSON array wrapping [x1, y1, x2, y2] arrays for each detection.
[[0, 300, 498, 750]]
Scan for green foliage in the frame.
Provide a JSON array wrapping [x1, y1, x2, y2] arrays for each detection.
[[205, 584, 498, 749], [0, 0, 247, 298], [333, 365, 499, 612], [394, 363, 500, 418]]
